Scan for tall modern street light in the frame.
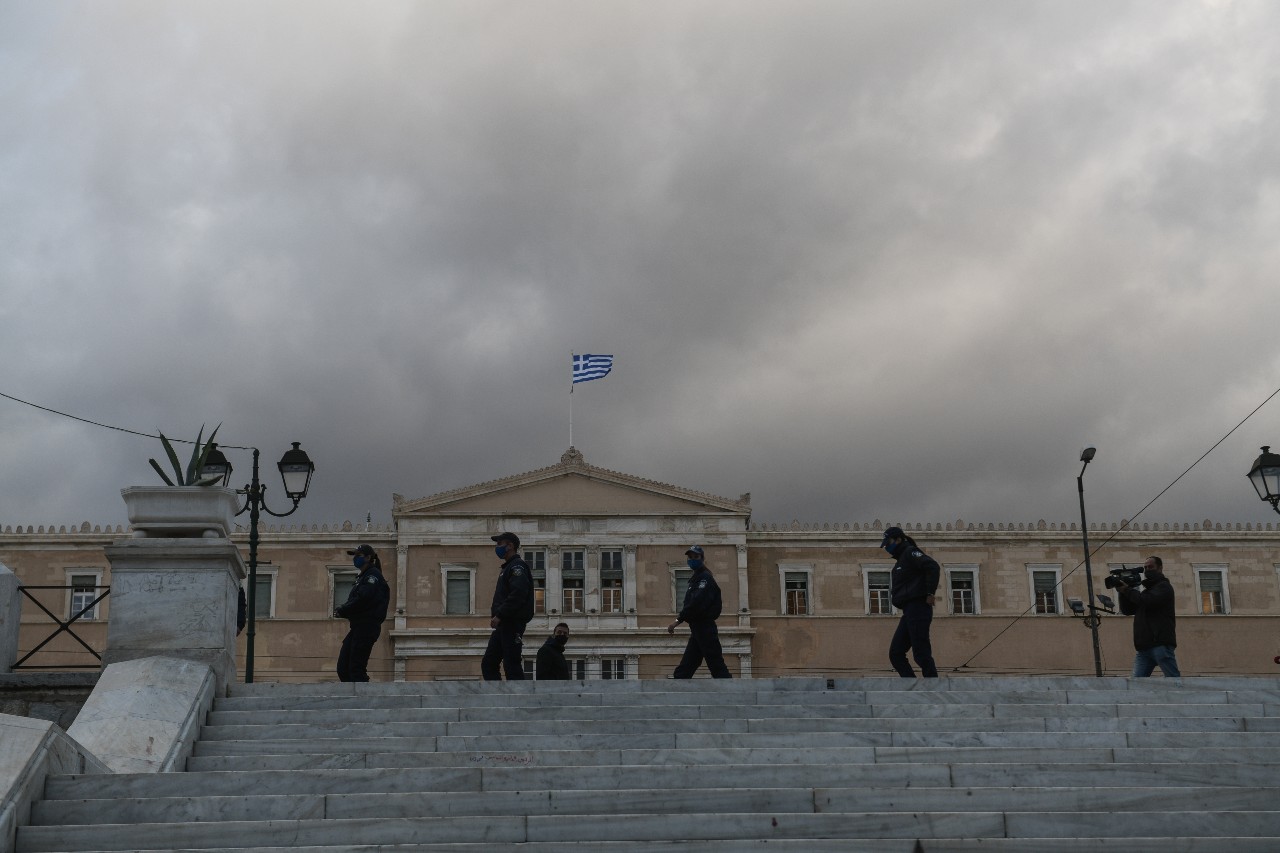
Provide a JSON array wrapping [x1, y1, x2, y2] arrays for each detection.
[[1076, 445, 1104, 678], [201, 442, 315, 682], [1247, 446, 1280, 516]]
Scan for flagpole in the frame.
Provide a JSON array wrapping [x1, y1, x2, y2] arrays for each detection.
[[569, 352, 574, 448]]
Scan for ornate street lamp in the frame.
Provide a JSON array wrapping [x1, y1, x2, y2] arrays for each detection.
[[1076, 445, 1104, 678], [202, 442, 315, 682], [1247, 446, 1280, 515]]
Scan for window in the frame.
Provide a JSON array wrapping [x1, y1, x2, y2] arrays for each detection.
[[331, 570, 358, 613], [245, 571, 275, 620], [602, 658, 626, 679], [1194, 567, 1229, 614], [672, 567, 693, 612], [865, 569, 893, 615], [67, 572, 102, 620], [525, 549, 546, 614], [1028, 566, 1061, 615], [568, 658, 586, 680], [600, 550, 624, 613], [562, 550, 585, 614], [946, 565, 979, 615], [440, 565, 476, 615], [784, 572, 809, 615]]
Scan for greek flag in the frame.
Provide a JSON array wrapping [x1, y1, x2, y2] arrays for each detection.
[[572, 353, 614, 384]]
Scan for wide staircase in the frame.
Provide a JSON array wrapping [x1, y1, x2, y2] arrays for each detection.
[[18, 676, 1280, 851]]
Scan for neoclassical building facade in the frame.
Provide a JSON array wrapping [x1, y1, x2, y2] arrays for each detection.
[[6, 448, 1280, 681]]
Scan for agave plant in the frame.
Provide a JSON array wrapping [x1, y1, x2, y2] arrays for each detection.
[[148, 424, 224, 487]]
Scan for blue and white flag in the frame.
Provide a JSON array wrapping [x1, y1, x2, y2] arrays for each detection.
[[572, 353, 614, 384]]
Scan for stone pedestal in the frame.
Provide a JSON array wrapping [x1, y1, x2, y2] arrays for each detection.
[[101, 539, 245, 693], [0, 565, 20, 674]]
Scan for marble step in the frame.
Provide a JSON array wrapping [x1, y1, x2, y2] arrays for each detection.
[[196, 716, 1280, 742], [38, 841, 1280, 853], [189, 729, 1280, 755], [183, 745, 1280, 772], [17, 810, 1280, 851], [31, 785, 1280, 826], [205, 700, 1278, 723]]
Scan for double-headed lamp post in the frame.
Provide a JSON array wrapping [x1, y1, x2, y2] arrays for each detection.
[[1247, 446, 1280, 516], [201, 442, 315, 683], [1077, 445, 1105, 678]]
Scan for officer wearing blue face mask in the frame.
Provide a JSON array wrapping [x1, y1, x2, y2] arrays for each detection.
[[334, 543, 391, 682], [882, 526, 940, 678], [667, 545, 732, 678], [482, 532, 535, 680]]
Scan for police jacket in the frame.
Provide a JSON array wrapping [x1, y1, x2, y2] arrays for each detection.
[[336, 565, 390, 624], [535, 636, 570, 680], [678, 567, 723, 624], [889, 542, 941, 608], [491, 555, 535, 625], [1119, 573, 1177, 650]]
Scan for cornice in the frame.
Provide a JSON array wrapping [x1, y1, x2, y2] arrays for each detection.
[[394, 447, 752, 515]]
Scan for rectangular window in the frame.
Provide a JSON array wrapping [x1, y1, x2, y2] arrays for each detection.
[[332, 571, 358, 613], [525, 549, 546, 615], [1033, 571, 1059, 615], [600, 550, 624, 613], [672, 568, 693, 612], [867, 571, 892, 615], [1199, 570, 1225, 614], [784, 572, 809, 615], [445, 570, 471, 615], [602, 658, 625, 679], [949, 571, 975, 615], [569, 658, 586, 680], [562, 550, 585, 614], [247, 572, 274, 620], [68, 573, 101, 620]]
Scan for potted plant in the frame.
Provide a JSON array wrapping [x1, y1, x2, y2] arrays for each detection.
[[122, 425, 239, 538]]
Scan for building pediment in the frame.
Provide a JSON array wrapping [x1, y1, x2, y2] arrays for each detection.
[[394, 447, 750, 518]]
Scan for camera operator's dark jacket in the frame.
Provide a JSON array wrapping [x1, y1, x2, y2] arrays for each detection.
[[890, 542, 941, 608], [1119, 573, 1177, 650], [336, 564, 390, 624], [678, 567, 723, 624], [535, 636, 570, 680], [491, 555, 535, 625]]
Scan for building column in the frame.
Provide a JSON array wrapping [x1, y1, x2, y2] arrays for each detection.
[[736, 544, 751, 627], [623, 546, 638, 629], [394, 545, 409, 632]]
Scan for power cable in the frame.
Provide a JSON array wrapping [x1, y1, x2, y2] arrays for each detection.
[[954, 380, 1280, 671]]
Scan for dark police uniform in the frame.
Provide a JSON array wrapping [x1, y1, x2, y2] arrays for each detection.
[[334, 563, 390, 682], [888, 540, 941, 677], [535, 635, 571, 680], [673, 566, 732, 678], [481, 554, 535, 680]]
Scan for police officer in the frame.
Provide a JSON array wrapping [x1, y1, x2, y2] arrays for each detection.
[[535, 622, 571, 680], [482, 532, 535, 681], [667, 545, 732, 678], [333, 543, 391, 682], [883, 526, 940, 678]]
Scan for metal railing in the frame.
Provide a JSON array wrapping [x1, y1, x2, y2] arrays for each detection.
[[12, 584, 110, 669]]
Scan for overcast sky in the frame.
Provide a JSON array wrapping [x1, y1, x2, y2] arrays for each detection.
[[3, 1, 1280, 535]]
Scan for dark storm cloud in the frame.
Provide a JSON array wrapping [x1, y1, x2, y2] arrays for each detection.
[[2, 1, 1279, 534]]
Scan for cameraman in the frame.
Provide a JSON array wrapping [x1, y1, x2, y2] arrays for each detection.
[[1114, 556, 1180, 678]]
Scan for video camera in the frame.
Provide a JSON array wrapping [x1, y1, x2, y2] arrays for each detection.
[[1104, 565, 1142, 590]]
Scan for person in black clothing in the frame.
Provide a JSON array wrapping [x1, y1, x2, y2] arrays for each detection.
[[1115, 555, 1180, 677], [333, 543, 391, 682], [667, 545, 731, 679], [884, 526, 941, 678], [535, 622, 572, 680], [481, 531, 535, 681]]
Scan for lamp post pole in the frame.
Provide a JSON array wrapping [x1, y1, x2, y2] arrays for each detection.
[[1077, 446, 1104, 678], [202, 442, 314, 683]]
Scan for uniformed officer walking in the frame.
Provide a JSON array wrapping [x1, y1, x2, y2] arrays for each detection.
[[667, 545, 732, 678], [333, 543, 391, 682], [882, 526, 941, 678], [482, 532, 535, 680]]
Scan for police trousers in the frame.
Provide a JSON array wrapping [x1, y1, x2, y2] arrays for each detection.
[[673, 620, 732, 679]]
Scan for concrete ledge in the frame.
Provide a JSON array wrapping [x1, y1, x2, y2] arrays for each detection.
[[0, 714, 107, 853], [68, 657, 214, 774]]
